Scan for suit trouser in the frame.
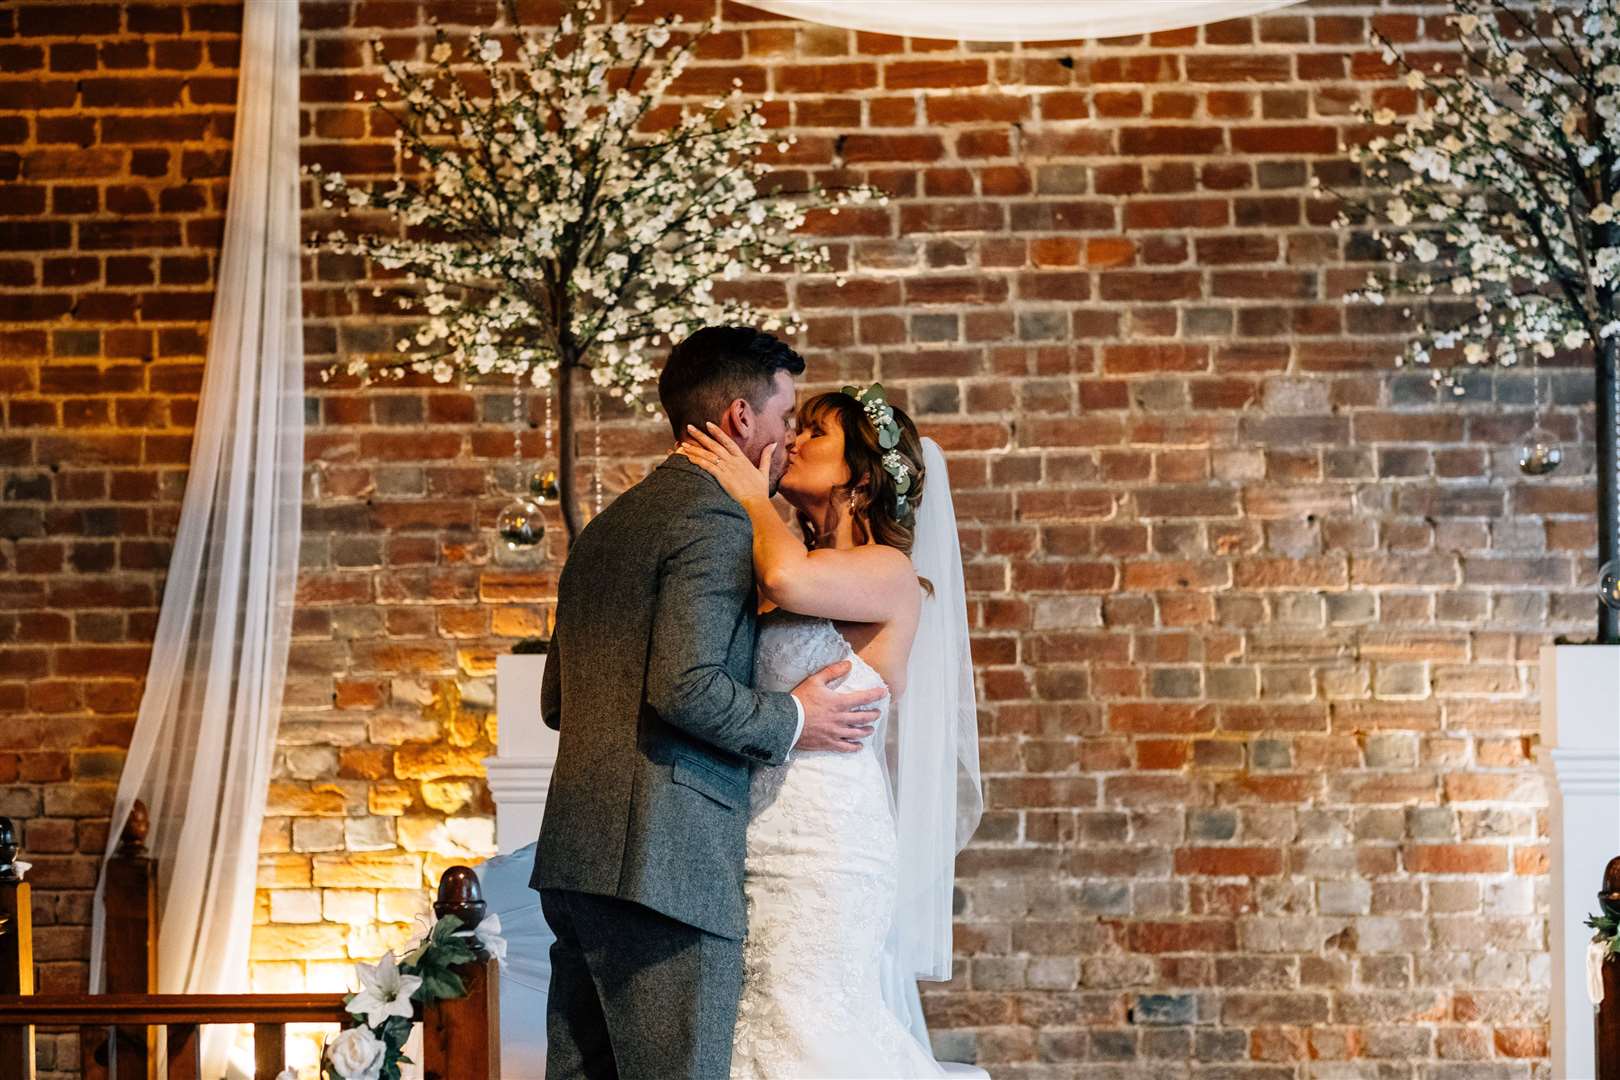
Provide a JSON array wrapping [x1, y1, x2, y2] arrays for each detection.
[[540, 887, 744, 1080]]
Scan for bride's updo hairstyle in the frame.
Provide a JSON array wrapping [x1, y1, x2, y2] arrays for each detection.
[[796, 390, 928, 562]]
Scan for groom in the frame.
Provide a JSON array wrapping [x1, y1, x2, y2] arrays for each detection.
[[531, 325, 888, 1080]]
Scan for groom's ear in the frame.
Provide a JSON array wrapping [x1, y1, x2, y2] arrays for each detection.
[[721, 397, 752, 442]]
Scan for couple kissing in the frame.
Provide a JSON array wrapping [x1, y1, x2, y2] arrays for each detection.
[[532, 325, 983, 1079]]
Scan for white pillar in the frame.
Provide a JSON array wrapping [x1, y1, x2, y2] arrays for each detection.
[[1540, 644, 1620, 1080], [486, 652, 558, 856]]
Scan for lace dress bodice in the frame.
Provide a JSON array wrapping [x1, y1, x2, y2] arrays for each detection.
[[751, 608, 891, 713]]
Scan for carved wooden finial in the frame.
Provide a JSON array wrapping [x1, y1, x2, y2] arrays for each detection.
[[117, 800, 150, 857], [0, 817, 17, 883], [434, 865, 487, 933], [1601, 855, 1620, 921]]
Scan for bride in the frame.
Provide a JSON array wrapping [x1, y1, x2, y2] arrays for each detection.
[[678, 383, 983, 1079]]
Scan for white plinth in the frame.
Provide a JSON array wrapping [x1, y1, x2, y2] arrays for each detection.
[[1539, 644, 1620, 1080], [488, 653, 558, 856]]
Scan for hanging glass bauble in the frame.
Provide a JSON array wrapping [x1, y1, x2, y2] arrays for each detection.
[[1517, 427, 1562, 476], [1600, 559, 1620, 612], [529, 469, 560, 504], [496, 498, 545, 549]]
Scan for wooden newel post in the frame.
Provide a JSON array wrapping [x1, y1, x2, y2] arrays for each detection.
[[1600, 857, 1620, 1080], [0, 816, 37, 1080], [95, 800, 156, 1080], [104, 800, 157, 994], [422, 866, 500, 1080]]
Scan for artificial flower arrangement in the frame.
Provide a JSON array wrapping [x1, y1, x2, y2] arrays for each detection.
[[1332, 0, 1620, 386], [308, 0, 885, 541], [317, 911, 507, 1080]]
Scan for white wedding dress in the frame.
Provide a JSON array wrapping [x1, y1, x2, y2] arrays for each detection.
[[730, 608, 951, 1079]]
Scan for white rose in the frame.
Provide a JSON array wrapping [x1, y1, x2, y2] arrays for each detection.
[[1594, 204, 1616, 225], [326, 1027, 386, 1080]]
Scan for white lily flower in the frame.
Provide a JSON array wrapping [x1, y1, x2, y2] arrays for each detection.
[[346, 952, 422, 1028]]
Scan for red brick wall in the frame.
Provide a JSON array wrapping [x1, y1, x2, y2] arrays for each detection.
[[1, 3, 242, 1072], [2, 0, 1572, 1075]]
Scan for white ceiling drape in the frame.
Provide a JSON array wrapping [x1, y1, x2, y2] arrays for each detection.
[[743, 0, 1306, 42]]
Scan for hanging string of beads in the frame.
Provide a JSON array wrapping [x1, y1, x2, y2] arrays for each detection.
[[592, 386, 603, 517], [530, 384, 559, 505], [495, 371, 545, 549]]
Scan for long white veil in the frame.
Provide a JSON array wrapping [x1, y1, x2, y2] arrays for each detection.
[[878, 436, 982, 1047]]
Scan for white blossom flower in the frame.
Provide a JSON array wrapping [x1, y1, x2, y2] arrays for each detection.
[[1334, 0, 1620, 392], [311, 0, 880, 412]]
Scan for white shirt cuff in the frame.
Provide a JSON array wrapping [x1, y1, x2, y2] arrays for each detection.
[[790, 694, 805, 747]]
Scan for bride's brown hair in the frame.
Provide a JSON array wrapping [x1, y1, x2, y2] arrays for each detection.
[[795, 392, 929, 577]]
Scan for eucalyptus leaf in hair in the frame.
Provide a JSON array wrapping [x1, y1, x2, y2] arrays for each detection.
[[841, 380, 916, 523]]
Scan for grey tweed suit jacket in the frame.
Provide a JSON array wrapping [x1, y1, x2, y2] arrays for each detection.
[[529, 453, 801, 940]]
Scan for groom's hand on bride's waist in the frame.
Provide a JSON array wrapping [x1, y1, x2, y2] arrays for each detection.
[[790, 660, 885, 753]]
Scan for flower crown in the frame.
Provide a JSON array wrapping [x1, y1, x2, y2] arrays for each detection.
[[841, 382, 916, 525]]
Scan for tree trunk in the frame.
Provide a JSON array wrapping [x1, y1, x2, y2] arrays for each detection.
[[1601, 332, 1620, 644], [556, 356, 583, 546]]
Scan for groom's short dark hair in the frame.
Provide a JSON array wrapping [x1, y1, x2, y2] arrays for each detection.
[[658, 325, 806, 439]]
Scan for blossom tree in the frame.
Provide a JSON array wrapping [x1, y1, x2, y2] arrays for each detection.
[[1335, 0, 1620, 640], [312, 0, 882, 543]]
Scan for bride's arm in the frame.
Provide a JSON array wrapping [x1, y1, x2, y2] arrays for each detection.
[[744, 493, 915, 623], [683, 422, 918, 624]]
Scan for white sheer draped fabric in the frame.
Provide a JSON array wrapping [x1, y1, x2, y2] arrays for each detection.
[[883, 438, 982, 994], [744, 0, 1305, 42], [88, 2, 304, 1076]]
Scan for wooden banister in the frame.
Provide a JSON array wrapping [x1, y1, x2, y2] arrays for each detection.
[[0, 808, 502, 1080], [0, 993, 352, 1026]]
